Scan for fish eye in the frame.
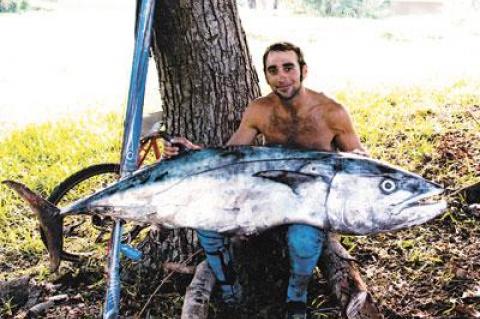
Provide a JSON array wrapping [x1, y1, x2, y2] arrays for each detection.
[[380, 178, 397, 194]]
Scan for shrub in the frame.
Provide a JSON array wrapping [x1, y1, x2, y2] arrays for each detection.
[[0, 0, 28, 13], [302, 0, 391, 18]]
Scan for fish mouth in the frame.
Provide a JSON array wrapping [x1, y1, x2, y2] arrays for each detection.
[[393, 187, 445, 214], [390, 188, 447, 230]]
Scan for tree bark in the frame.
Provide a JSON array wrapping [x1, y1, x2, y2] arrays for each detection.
[[319, 234, 383, 318], [151, 0, 260, 146], [273, 0, 279, 10]]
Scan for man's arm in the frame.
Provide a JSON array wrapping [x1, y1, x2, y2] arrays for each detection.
[[226, 104, 260, 146], [163, 102, 260, 156], [328, 104, 368, 156]]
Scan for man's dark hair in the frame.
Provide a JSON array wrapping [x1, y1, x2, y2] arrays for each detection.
[[262, 42, 307, 73]]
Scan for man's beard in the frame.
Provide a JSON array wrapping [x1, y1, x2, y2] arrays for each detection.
[[272, 71, 304, 102], [274, 85, 301, 102]]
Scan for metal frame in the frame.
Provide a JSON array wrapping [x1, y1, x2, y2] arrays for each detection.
[[103, 0, 157, 317]]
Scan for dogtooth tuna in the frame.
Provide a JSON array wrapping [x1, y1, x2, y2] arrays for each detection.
[[3, 146, 446, 271]]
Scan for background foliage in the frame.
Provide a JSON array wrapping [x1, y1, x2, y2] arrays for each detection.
[[301, 0, 391, 17], [0, 0, 28, 13]]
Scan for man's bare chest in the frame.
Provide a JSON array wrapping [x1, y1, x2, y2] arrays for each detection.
[[260, 110, 335, 150]]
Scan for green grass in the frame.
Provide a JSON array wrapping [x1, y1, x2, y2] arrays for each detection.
[[337, 80, 480, 178], [0, 112, 122, 277], [0, 80, 479, 280]]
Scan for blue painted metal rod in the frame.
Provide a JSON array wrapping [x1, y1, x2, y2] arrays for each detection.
[[103, 220, 123, 319], [120, 0, 156, 175], [103, 0, 156, 317]]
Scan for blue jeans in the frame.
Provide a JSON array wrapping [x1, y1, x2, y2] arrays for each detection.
[[196, 229, 240, 303], [197, 224, 325, 303]]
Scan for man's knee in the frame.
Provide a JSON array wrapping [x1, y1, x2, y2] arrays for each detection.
[[196, 230, 237, 285], [287, 224, 325, 259], [197, 230, 225, 252]]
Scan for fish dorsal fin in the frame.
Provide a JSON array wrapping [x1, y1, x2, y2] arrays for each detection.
[[253, 170, 316, 193]]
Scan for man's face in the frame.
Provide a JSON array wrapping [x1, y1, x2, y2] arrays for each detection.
[[264, 50, 305, 101]]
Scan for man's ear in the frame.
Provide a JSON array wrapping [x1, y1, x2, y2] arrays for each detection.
[[301, 64, 308, 81]]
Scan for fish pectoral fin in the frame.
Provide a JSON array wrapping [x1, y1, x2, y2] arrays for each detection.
[[253, 170, 316, 193]]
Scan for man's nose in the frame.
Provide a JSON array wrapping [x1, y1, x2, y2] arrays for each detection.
[[277, 70, 288, 81]]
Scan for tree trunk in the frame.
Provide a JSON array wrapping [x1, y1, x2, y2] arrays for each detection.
[[273, 0, 279, 10], [147, 1, 381, 318], [151, 0, 260, 146]]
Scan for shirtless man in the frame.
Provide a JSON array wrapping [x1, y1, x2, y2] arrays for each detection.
[[166, 42, 367, 319]]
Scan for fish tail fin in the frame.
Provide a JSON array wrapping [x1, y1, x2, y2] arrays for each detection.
[[3, 180, 75, 272]]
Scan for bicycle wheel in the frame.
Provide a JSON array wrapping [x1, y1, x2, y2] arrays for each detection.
[[48, 163, 120, 205], [47, 163, 121, 254]]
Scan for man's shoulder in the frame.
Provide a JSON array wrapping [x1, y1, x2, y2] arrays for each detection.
[[250, 94, 276, 107], [246, 95, 276, 112], [307, 89, 345, 113]]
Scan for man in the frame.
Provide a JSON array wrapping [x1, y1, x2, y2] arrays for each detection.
[[165, 42, 367, 319]]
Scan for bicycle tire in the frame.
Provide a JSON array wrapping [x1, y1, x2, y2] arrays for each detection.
[[48, 163, 121, 205], [44, 163, 122, 252]]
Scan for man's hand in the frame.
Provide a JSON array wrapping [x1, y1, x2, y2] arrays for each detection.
[[162, 136, 202, 159]]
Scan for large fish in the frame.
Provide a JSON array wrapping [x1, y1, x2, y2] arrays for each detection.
[[3, 146, 446, 271]]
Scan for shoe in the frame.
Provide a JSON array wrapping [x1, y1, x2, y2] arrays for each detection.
[[285, 301, 307, 319], [220, 281, 243, 305]]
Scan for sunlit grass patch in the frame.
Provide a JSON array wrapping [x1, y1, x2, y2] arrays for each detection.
[[0, 111, 122, 278], [337, 81, 480, 175]]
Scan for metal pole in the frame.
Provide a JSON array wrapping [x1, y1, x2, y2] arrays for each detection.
[[103, 0, 156, 317], [119, 0, 156, 176]]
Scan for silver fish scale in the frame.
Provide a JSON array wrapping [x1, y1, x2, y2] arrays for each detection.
[[61, 146, 446, 236], [66, 147, 338, 211]]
